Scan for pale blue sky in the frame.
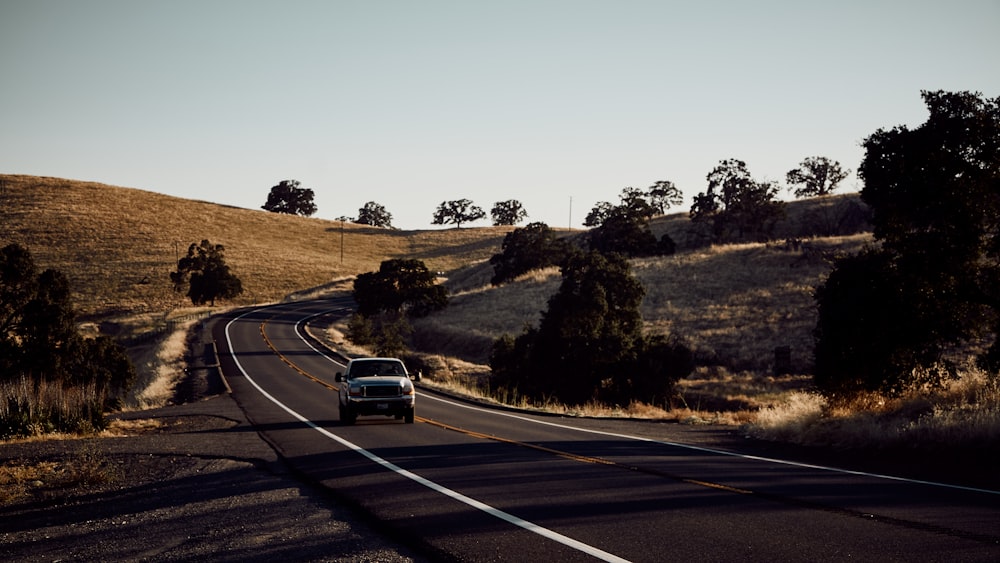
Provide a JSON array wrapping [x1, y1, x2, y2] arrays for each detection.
[[2, 1, 998, 229]]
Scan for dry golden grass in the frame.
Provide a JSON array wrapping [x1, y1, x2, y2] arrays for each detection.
[[0, 174, 512, 424], [1, 174, 510, 319], [635, 234, 871, 373], [415, 234, 871, 373], [750, 368, 1000, 449], [0, 377, 107, 438]]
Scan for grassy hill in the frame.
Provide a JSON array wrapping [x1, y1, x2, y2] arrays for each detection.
[[1, 174, 514, 319], [412, 198, 872, 378], [6, 175, 999, 452], [5, 174, 880, 378], [2, 174, 873, 380]]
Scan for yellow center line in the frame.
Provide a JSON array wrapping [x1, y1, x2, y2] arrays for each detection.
[[418, 415, 755, 494], [258, 320, 337, 391]]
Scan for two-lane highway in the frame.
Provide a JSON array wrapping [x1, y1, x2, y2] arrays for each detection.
[[215, 299, 1000, 562]]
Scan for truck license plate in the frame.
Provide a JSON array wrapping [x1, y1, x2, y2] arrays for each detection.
[[377, 403, 389, 410]]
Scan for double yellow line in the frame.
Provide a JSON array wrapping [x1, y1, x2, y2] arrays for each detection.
[[259, 320, 337, 390]]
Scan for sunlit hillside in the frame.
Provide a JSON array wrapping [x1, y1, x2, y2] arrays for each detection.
[[2, 174, 873, 379], [0, 174, 515, 319], [413, 232, 871, 377]]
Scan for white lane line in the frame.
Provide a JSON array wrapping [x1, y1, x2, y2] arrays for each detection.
[[291, 307, 349, 368], [225, 307, 630, 563], [417, 393, 1000, 497]]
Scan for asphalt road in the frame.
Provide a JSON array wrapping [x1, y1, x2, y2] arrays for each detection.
[[216, 298, 1000, 562]]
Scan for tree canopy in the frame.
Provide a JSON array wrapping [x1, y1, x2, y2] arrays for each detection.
[[170, 240, 244, 306], [353, 258, 448, 318], [491, 199, 528, 226], [786, 156, 851, 198], [646, 180, 684, 214], [262, 180, 317, 216], [689, 159, 785, 243], [813, 90, 1000, 397], [355, 201, 393, 228], [489, 222, 576, 285], [584, 188, 675, 258], [432, 199, 486, 228], [584, 183, 681, 228]]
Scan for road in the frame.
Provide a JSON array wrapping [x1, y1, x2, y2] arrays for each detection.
[[215, 298, 1000, 562]]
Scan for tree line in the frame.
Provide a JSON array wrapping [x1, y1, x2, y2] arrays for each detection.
[[261, 180, 528, 229], [260, 156, 850, 234]]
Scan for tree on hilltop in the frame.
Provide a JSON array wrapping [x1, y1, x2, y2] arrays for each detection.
[[689, 159, 785, 243], [262, 180, 317, 216], [356, 201, 393, 228], [585, 183, 682, 227], [491, 199, 528, 226], [786, 156, 851, 198], [646, 180, 684, 215], [432, 199, 486, 228], [584, 187, 676, 257], [583, 201, 615, 228]]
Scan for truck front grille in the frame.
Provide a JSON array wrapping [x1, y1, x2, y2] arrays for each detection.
[[363, 385, 402, 398]]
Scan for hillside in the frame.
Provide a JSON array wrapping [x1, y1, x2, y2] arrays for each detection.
[[413, 196, 872, 377], [0, 174, 514, 319], [2, 174, 872, 380]]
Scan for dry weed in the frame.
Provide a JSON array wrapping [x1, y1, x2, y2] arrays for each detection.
[[747, 369, 1000, 448], [0, 441, 120, 506]]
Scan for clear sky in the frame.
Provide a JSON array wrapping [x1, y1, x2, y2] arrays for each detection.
[[2, 1, 998, 230]]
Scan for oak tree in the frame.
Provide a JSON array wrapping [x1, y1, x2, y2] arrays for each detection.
[[690, 159, 785, 243], [646, 180, 684, 214], [489, 222, 576, 285], [170, 240, 244, 306], [786, 156, 851, 198], [353, 258, 448, 318], [432, 199, 486, 228], [262, 180, 317, 216], [356, 201, 393, 228], [491, 199, 528, 226]]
